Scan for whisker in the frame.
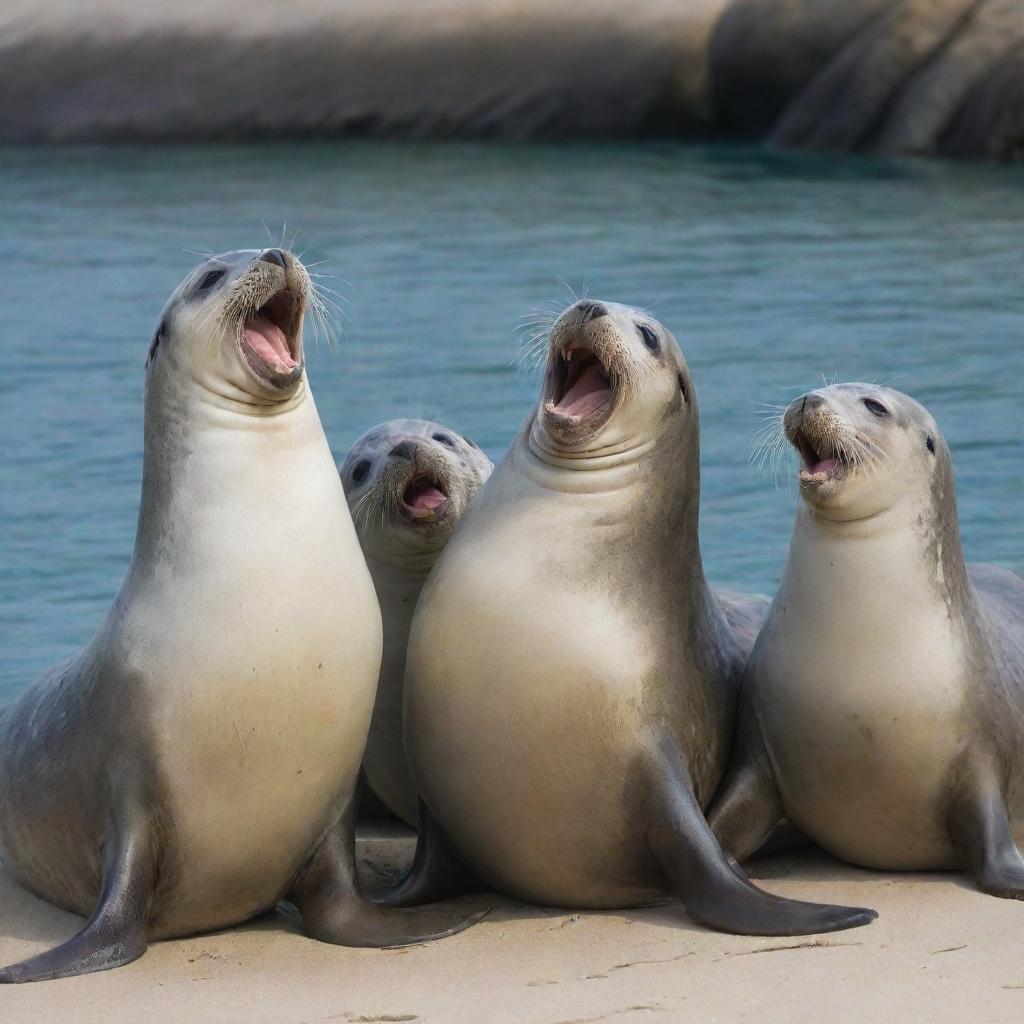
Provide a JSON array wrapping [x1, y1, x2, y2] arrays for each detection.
[[558, 280, 580, 304], [257, 217, 275, 247], [308, 271, 353, 287]]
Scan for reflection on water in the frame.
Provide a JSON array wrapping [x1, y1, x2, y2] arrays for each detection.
[[0, 142, 1021, 696]]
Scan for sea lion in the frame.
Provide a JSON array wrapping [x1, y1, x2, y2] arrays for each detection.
[[381, 299, 875, 935], [709, 383, 1024, 898], [340, 419, 493, 825], [0, 248, 482, 983]]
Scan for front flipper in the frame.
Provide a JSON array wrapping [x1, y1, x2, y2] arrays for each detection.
[[370, 798, 489, 908], [948, 763, 1024, 899], [707, 703, 787, 864], [646, 737, 876, 936], [290, 796, 489, 947], [0, 822, 154, 983]]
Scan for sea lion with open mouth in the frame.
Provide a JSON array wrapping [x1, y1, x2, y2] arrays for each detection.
[[341, 419, 493, 825], [379, 300, 875, 936], [0, 249, 484, 983], [709, 383, 1024, 899]]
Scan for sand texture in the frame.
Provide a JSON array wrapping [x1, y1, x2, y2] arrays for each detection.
[[3, 829, 1024, 1023]]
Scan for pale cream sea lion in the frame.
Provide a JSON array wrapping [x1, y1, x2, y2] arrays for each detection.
[[341, 419, 492, 825], [0, 248, 482, 983], [710, 384, 1024, 900], [383, 300, 875, 935]]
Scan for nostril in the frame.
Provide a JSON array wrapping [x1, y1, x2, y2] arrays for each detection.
[[389, 441, 416, 462], [801, 393, 826, 416], [576, 300, 608, 323], [259, 249, 287, 268]]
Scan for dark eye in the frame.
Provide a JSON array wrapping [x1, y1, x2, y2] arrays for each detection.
[[638, 324, 660, 353], [194, 268, 226, 296], [926, 435, 935, 454], [463, 435, 480, 450], [351, 460, 371, 484], [863, 398, 888, 417], [432, 433, 455, 447], [677, 373, 688, 402]]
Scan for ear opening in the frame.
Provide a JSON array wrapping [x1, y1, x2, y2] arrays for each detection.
[[145, 319, 166, 368]]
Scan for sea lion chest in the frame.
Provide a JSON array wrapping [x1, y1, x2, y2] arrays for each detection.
[[406, 479, 678, 908], [129, 472, 382, 934], [753, 529, 970, 870]]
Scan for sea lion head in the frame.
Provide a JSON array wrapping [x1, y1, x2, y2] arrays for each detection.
[[784, 383, 948, 522], [532, 299, 695, 464], [146, 248, 309, 403], [341, 419, 493, 560]]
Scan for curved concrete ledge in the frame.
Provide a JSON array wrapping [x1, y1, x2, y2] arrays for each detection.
[[0, 2, 1018, 158], [0, 2, 726, 143]]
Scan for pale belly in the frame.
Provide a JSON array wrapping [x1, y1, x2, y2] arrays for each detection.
[[755, 617, 969, 870], [146, 579, 381, 935], [406, 550, 677, 909]]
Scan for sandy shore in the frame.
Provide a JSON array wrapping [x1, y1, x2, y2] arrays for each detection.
[[3, 828, 1024, 1023]]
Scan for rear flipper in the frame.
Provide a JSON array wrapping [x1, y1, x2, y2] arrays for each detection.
[[0, 822, 154, 983], [370, 798, 490, 908], [290, 795, 489, 947], [706, 708, 787, 864], [647, 737, 877, 936], [948, 761, 1024, 899]]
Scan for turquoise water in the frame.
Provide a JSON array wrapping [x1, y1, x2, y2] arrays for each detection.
[[1, 143, 1021, 698]]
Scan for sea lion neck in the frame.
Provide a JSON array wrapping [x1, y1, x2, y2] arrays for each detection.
[[522, 415, 692, 496], [129, 371, 329, 578], [513, 416, 704, 576], [362, 536, 443, 580], [147, 347, 310, 418], [792, 481, 972, 622]]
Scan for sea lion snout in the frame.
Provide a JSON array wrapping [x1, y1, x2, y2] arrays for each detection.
[[389, 440, 417, 462], [383, 439, 453, 520], [574, 300, 608, 323], [783, 391, 834, 447], [258, 248, 287, 269], [784, 391, 853, 489], [784, 390, 826, 431], [233, 250, 308, 391], [799, 391, 826, 418]]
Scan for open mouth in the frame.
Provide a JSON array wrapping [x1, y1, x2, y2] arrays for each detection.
[[793, 428, 848, 484], [240, 287, 303, 387], [400, 475, 449, 520], [544, 345, 614, 428]]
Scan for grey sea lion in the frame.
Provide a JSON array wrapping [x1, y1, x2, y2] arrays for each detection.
[[380, 300, 875, 935], [340, 419, 493, 826], [0, 248, 483, 983], [709, 384, 1024, 898]]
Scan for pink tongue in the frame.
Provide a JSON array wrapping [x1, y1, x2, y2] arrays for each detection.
[[243, 315, 297, 371], [556, 362, 611, 418], [404, 482, 447, 510], [809, 458, 839, 475]]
